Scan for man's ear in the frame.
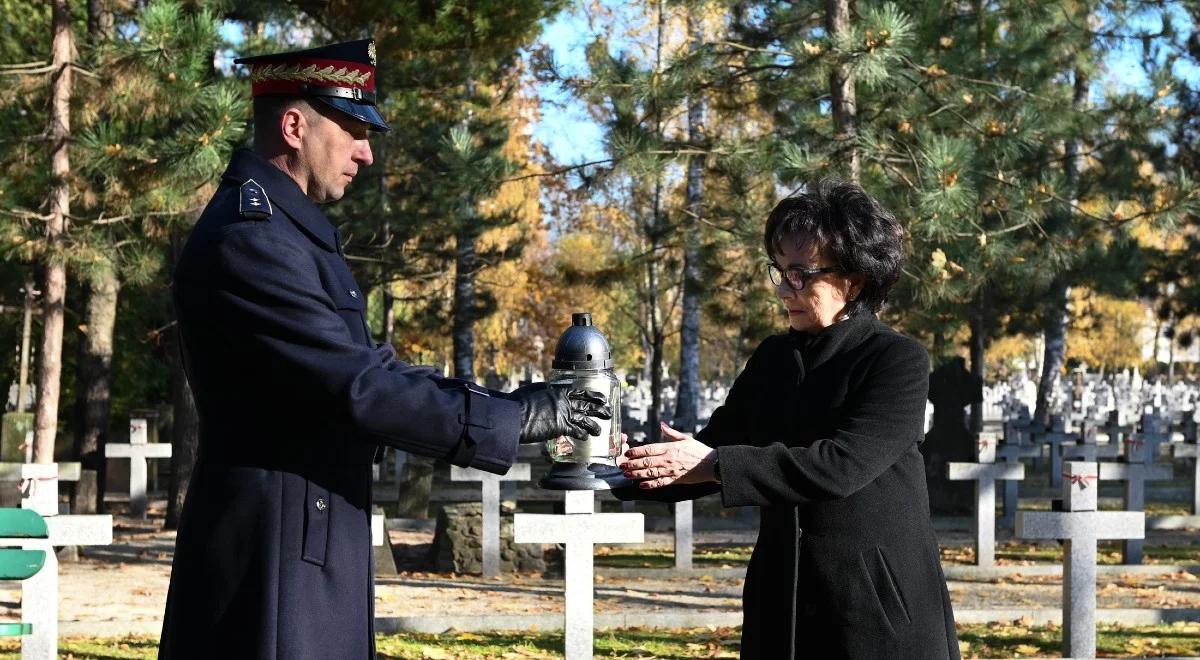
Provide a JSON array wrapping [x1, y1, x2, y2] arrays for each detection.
[[279, 106, 307, 150]]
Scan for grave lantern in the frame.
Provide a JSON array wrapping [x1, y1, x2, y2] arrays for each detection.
[[539, 312, 631, 491]]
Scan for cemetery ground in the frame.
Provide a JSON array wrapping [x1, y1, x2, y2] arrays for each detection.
[[4, 478, 1200, 660]]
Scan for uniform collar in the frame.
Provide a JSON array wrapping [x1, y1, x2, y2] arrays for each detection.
[[221, 148, 338, 252]]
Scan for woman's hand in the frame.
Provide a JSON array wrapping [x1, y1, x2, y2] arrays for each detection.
[[620, 422, 717, 489]]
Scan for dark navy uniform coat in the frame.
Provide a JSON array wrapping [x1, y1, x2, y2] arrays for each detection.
[[159, 149, 523, 659]]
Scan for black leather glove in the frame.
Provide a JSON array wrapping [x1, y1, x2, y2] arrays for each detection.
[[501, 382, 612, 444]]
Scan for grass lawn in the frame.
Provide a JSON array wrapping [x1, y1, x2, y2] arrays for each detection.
[[941, 540, 1200, 565], [3, 623, 1199, 658]]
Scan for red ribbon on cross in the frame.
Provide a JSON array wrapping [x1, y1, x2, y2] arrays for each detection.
[[1124, 437, 1145, 448], [1065, 473, 1098, 489]]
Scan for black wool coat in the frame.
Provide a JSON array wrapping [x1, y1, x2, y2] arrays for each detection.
[[159, 149, 523, 660], [625, 314, 960, 660]]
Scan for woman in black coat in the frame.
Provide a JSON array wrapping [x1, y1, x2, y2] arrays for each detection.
[[620, 180, 960, 659]]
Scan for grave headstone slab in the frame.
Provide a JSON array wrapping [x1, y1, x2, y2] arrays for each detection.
[[514, 491, 644, 659], [450, 464, 531, 577], [1016, 461, 1144, 659]]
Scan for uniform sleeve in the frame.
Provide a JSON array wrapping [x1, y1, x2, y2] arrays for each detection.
[[715, 337, 930, 507], [195, 222, 522, 475]]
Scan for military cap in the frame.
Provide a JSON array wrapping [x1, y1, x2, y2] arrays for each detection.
[[235, 39, 389, 132]]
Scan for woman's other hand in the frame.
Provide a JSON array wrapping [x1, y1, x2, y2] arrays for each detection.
[[622, 422, 717, 489]]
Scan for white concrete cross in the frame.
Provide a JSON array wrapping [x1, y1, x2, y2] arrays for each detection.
[[1016, 461, 1144, 660], [947, 435, 1024, 566], [514, 490, 644, 659], [1099, 438, 1172, 564], [0, 462, 80, 515], [1172, 442, 1200, 515], [673, 500, 693, 569], [4, 462, 113, 660], [104, 418, 171, 518], [450, 463, 531, 577]]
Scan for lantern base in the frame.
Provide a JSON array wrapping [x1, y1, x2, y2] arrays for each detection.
[[539, 461, 633, 491]]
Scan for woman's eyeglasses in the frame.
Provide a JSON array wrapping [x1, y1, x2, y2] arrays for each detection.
[[766, 262, 841, 291]]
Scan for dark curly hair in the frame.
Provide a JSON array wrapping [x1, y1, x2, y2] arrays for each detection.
[[763, 179, 905, 316]]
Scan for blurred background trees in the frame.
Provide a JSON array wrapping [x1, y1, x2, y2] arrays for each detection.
[[2, 0, 1199, 484]]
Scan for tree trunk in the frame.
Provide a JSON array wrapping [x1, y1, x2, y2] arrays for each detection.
[[452, 225, 477, 382], [378, 141, 395, 346], [1032, 65, 1087, 426], [826, 0, 860, 181], [166, 232, 199, 529], [165, 327, 198, 530], [673, 12, 705, 435], [71, 265, 119, 513], [1035, 280, 1070, 426], [451, 78, 478, 383], [86, 0, 112, 40], [16, 278, 36, 413], [969, 297, 986, 434], [32, 0, 73, 464]]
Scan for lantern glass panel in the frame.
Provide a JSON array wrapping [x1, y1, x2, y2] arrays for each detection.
[[545, 367, 622, 464]]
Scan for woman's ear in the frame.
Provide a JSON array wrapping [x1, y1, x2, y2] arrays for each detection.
[[847, 273, 866, 301]]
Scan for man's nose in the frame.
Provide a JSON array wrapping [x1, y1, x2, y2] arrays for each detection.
[[354, 139, 373, 167]]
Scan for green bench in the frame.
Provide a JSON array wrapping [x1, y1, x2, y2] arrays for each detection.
[[0, 508, 47, 637]]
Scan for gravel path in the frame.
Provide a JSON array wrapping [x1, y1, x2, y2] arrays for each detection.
[[4, 519, 1198, 631]]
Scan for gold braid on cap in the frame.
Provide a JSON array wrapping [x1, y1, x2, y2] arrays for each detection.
[[249, 63, 372, 86]]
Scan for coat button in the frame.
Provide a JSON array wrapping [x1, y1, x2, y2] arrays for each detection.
[[349, 290, 358, 298], [315, 498, 328, 511]]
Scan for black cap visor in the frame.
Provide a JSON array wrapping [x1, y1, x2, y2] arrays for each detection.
[[314, 96, 390, 132]]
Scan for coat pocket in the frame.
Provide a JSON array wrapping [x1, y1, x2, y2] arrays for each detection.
[[859, 546, 912, 634], [302, 480, 331, 566], [330, 286, 369, 345]]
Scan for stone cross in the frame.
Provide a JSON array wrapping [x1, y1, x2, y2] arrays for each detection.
[[946, 435, 1024, 566], [1172, 442, 1200, 515], [514, 490, 644, 659], [673, 501, 693, 569], [1061, 423, 1120, 463], [995, 441, 1039, 527], [1099, 438, 1172, 564], [104, 418, 172, 518], [3, 462, 113, 660], [449, 463, 531, 577], [1132, 414, 1172, 464], [0, 462, 80, 514], [1036, 415, 1075, 489], [1016, 461, 1144, 660]]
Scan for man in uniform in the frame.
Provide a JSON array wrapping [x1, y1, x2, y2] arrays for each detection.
[[160, 39, 610, 659]]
